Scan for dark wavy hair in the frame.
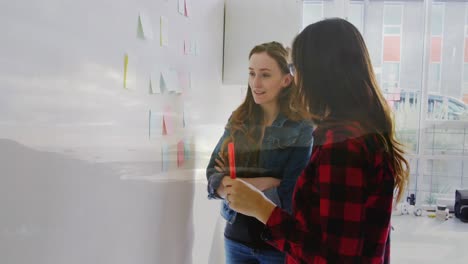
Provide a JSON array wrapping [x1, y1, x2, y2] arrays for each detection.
[[291, 18, 409, 202]]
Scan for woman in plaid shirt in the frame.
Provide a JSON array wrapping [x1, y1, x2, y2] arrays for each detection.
[[223, 18, 410, 264]]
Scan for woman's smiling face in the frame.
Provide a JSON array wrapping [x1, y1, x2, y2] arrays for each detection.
[[248, 52, 290, 107]]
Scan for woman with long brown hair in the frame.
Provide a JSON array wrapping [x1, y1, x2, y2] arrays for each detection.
[[223, 19, 410, 263], [206, 41, 313, 263]]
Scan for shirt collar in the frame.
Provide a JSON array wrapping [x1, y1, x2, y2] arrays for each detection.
[[270, 112, 288, 127]]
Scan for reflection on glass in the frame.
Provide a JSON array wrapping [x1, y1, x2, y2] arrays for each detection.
[[301, 0, 468, 202], [384, 4, 403, 26], [431, 3, 444, 36], [349, 1, 364, 33], [303, 1, 323, 27]]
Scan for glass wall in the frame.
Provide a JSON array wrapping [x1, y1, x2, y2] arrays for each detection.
[[303, 0, 468, 205]]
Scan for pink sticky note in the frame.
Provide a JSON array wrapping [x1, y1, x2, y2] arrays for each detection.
[[184, 0, 190, 17], [162, 116, 168, 135], [177, 140, 185, 167], [163, 107, 174, 135]]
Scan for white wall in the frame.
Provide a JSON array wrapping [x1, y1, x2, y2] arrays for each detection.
[[223, 0, 302, 84]]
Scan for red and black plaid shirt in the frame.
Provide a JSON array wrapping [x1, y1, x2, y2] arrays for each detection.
[[263, 122, 395, 264]]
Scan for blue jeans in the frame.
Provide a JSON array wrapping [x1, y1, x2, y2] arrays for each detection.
[[224, 238, 285, 264]]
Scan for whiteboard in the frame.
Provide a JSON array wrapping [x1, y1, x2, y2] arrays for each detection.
[[0, 0, 224, 263]]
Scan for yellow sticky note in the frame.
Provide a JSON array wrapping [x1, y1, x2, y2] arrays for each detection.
[[124, 54, 129, 89], [160, 16, 169, 47]]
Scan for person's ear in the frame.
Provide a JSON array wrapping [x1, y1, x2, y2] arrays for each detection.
[[282, 73, 293, 88]]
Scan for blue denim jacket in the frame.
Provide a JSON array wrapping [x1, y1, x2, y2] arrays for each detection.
[[206, 113, 313, 224]]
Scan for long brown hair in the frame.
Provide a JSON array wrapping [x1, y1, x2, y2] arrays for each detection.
[[292, 18, 409, 202], [221, 41, 309, 169]]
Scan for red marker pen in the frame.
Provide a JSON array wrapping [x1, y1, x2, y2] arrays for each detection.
[[228, 142, 236, 179]]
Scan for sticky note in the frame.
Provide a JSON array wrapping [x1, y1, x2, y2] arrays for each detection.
[[123, 54, 129, 88], [182, 111, 186, 128], [194, 40, 200, 55], [184, 138, 191, 160], [161, 143, 169, 172], [177, 140, 185, 167], [149, 110, 163, 138], [184, 0, 190, 17], [159, 72, 166, 93], [148, 110, 151, 139], [160, 16, 169, 46], [162, 70, 179, 93], [163, 114, 174, 135], [184, 40, 197, 55], [137, 11, 153, 40], [178, 0, 185, 15], [150, 72, 161, 94], [162, 116, 168, 135], [123, 53, 135, 89], [184, 40, 189, 55]]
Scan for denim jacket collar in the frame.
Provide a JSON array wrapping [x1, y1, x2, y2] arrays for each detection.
[[270, 112, 288, 127]]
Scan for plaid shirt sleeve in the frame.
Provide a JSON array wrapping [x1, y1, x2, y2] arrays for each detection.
[[263, 130, 393, 264]]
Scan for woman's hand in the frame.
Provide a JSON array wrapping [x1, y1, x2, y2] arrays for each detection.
[[215, 151, 281, 192], [222, 177, 277, 224], [214, 152, 228, 174], [216, 176, 229, 199]]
